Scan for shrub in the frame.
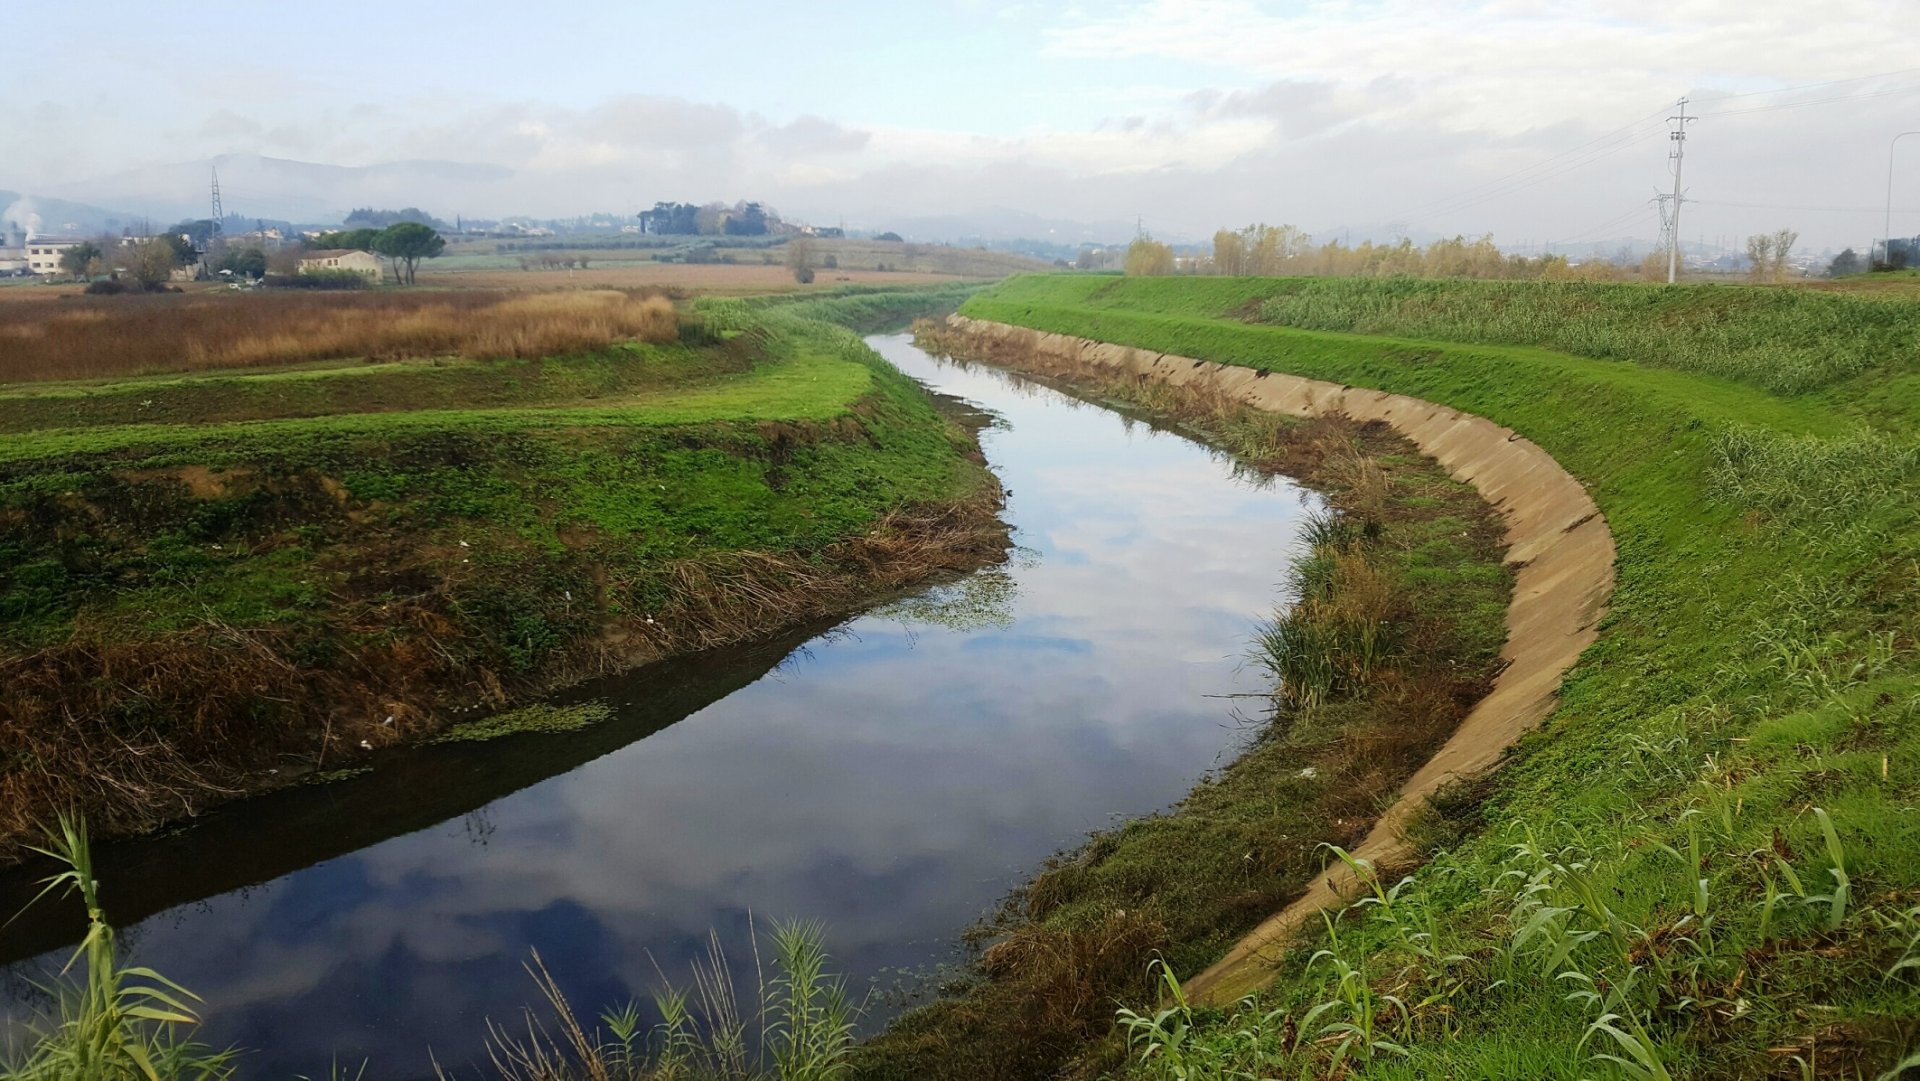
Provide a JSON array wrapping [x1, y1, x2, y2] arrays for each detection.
[[264, 270, 370, 290]]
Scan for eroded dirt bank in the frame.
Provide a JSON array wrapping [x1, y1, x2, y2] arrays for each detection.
[[943, 313, 1616, 1002]]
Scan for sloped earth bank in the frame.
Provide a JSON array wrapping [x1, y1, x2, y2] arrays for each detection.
[[0, 314, 1005, 857], [944, 314, 1615, 999]]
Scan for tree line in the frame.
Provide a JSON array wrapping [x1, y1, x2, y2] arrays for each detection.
[[52, 218, 447, 290], [309, 222, 446, 284], [1120, 223, 1824, 283], [638, 200, 780, 236]]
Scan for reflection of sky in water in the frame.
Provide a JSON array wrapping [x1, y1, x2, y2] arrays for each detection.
[[0, 334, 1313, 1079]]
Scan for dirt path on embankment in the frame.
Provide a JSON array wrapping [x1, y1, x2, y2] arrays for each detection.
[[943, 314, 1616, 1003]]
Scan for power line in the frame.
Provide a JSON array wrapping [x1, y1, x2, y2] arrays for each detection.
[[1392, 65, 1920, 237], [1693, 197, 1920, 214], [1410, 121, 1671, 222], [1391, 103, 1674, 221], [1551, 203, 1655, 248], [1696, 82, 1920, 119], [1699, 64, 1920, 102]]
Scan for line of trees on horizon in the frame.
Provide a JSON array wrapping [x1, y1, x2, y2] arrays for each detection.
[[310, 222, 446, 284], [1120, 223, 1828, 283], [639, 200, 781, 237]]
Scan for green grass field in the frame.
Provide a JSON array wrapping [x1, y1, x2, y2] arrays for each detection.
[[954, 274, 1920, 1078], [0, 287, 1000, 854]]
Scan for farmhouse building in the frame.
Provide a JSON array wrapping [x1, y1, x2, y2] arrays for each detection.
[[298, 249, 384, 280]]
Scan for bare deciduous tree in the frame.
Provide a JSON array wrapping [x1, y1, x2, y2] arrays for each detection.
[[786, 234, 817, 284], [1745, 234, 1774, 282], [1212, 230, 1247, 276], [117, 238, 177, 290], [1770, 228, 1798, 282]]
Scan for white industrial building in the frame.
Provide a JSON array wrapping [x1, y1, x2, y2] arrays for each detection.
[[25, 236, 86, 276]]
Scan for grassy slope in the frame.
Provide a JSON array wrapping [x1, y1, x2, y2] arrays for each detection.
[[0, 339, 759, 433], [0, 293, 998, 851], [981, 274, 1920, 396], [961, 275, 1920, 1077]]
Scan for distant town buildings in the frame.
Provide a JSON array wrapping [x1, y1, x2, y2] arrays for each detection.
[[0, 224, 25, 275]]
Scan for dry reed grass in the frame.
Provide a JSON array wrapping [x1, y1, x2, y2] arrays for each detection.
[[0, 288, 682, 385], [422, 261, 963, 293]]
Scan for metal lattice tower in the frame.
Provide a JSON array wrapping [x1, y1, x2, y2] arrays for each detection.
[[208, 167, 224, 255]]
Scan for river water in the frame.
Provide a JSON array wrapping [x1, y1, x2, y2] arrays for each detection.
[[0, 333, 1314, 1078]]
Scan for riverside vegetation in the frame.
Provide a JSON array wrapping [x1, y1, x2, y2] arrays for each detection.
[[946, 273, 1920, 1078], [0, 284, 1004, 858]]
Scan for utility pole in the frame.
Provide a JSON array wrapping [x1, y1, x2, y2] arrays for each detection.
[[1663, 98, 1694, 284], [1884, 132, 1920, 266]]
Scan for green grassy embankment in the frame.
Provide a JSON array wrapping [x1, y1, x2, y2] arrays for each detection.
[[0, 290, 1003, 857], [955, 275, 1920, 1078]]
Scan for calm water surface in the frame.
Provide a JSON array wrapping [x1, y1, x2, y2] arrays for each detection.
[[0, 333, 1313, 1078]]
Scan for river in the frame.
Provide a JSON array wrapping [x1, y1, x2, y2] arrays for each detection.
[[0, 332, 1315, 1078]]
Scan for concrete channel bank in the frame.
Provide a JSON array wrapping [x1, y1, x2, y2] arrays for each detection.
[[943, 313, 1618, 1002]]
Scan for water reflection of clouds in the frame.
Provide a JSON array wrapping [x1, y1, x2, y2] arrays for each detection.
[[3, 334, 1317, 1079]]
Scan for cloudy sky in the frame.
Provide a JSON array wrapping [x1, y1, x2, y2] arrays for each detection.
[[8, 0, 1920, 249]]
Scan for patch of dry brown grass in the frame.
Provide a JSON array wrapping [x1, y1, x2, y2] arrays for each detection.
[[421, 262, 965, 293], [0, 288, 682, 385]]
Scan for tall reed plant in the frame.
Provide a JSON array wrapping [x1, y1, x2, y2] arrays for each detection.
[[469, 920, 859, 1081], [1, 814, 234, 1081], [1258, 510, 1398, 711]]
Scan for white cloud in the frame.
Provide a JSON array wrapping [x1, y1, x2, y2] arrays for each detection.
[[7, 1, 1920, 249], [1043, 0, 1920, 134]]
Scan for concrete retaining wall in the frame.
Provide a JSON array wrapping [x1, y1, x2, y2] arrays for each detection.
[[944, 313, 1616, 1002]]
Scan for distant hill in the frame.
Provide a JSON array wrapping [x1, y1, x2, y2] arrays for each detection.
[[36, 153, 512, 227], [0, 190, 144, 237], [882, 208, 1155, 248]]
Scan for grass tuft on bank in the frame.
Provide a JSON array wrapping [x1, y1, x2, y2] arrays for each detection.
[[956, 273, 1920, 1079]]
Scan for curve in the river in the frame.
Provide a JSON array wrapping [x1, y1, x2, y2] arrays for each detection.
[[1, 333, 1321, 1079], [943, 314, 1617, 1003]]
